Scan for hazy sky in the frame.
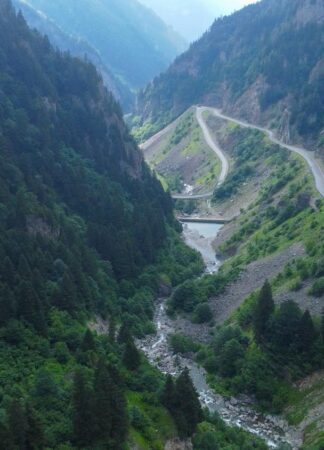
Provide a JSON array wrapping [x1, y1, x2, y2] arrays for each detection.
[[140, 0, 259, 41]]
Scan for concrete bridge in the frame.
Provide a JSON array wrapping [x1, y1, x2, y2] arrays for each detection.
[[177, 216, 230, 224]]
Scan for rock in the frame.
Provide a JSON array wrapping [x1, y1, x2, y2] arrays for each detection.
[[165, 438, 193, 450]]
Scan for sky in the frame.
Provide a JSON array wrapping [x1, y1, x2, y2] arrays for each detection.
[[139, 0, 259, 42]]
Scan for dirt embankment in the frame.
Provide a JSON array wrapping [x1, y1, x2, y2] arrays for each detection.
[[210, 243, 306, 324]]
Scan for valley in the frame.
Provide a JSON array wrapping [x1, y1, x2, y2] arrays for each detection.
[[0, 0, 323, 449], [138, 100, 324, 449]]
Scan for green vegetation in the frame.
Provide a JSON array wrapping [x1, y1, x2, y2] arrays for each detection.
[[198, 282, 324, 415], [13, 0, 186, 98], [137, 0, 324, 151], [193, 413, 267, 450], [143, 111, 220, 194], [0, 3, 203, 448], [161, 369, 203, 438]]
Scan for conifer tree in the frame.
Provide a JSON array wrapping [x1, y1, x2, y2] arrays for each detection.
[[109, 366, 128, 447], [109, 315, 116, 343], [298, 310, 316, 352], [59, 271, 77, 312], [253, 280, 274, 344], [117, 321, 132, 344], [81, 329, 96, 352], [161, 375, 176, 412], [2, 256, 16, 287], [7, 399, 27, 450], [0, 283, 15, 326], [174, 368, 203, 438], [123, 336, 141, 371], [93, 362, 113, 441], [25, 403, 44, 449], [17, 281, 47, 334], [73, 370, 94, 447]]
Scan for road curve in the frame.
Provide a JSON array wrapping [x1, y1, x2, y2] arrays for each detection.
[[172, 107, 230, 200], [206, 107, 324, 198]]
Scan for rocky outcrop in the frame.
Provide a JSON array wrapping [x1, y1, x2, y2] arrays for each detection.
[[165, 438, 193, 450]]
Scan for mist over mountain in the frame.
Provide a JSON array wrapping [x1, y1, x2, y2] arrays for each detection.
[[139, 0, 258, 41], [13, 0, 187, 110], [137, 0, 324, 153]]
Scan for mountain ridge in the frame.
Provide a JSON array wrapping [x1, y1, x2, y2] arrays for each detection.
[[136, 0, 324, 155], [13, 0, 187, 110]]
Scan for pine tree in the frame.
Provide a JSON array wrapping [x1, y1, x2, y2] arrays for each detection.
[[117, 321, 132, 344], [161, 375, 176, 412], [109, 315, 116, 343], [0, 283, 15, 326], [108, 366, 128, 448], [253, 280, 275, 344], [18, 255, 33, 281], [298, 310, 316, 352], [7, 399, 27, 450], [123, 337, 141, 371], [25, 403, 44, 449], [321, 308, 324, 344], [174, 368, 203, 438], [59, 271, 77, 312], [2, 256, 16, 287], [73, 370, 94, 447], [81, 329, 96, 352], [17, 281, 47, 334], [93, 362, 113, 441]]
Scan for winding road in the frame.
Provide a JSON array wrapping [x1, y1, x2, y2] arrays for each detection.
[[149, 106, 324, 199], [207, 107, 324, 198]]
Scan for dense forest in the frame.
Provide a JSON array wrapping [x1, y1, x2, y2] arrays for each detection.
[[0, 1, 206, 447], [136, 0, 324, 152], [11, 0, 132, 109]]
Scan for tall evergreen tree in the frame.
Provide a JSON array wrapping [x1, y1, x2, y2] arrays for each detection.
[[0, 283, 15, 326], [81, 329, 96, 352], [298, 310, 316, 353], [253, 280, 274, 344], [93, 362, 113, 442], [72, 370, 94, 447], [17, 281, 47, 334], [123, 336, 141, 371], [174, 368, 203, 438], [161, 375, 176, 412], [7, 399, 27, 450], [25, 403, 44, 449]]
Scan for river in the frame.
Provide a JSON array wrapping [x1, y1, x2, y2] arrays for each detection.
[[138, 222, 302, 449]]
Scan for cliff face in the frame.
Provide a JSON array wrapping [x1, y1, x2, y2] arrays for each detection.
[[137, 0, 324, 155]]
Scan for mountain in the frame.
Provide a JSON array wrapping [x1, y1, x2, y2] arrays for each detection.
[[137, 0, 324, 154], [0, 0, 206, 447], [138, 0, 219, 42], [12, 0, 133, 109], [138, 0, 258, 42], [12, 0, 187, 110]]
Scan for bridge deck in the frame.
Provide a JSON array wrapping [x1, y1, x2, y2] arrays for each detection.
[[177, 216, 230, 224]]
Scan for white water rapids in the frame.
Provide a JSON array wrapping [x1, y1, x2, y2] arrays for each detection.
[[138, 223, 302, 449]]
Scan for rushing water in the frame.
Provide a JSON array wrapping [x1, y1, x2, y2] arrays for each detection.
[[138, 221, 302, 449]]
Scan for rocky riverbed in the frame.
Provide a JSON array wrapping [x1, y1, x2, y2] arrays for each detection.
[[138, 223, 303, 449]]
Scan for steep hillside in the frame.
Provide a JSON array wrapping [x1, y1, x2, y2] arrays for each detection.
[[0, 2, 203, 447], [137, 0, 324, 155], [12, 0, 133, 109], [13, 0, 186, 98]]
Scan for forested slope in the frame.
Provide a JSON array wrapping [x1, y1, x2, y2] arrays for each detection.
[[137, 0, 324, 154], [12, 0, 133, 109], [13, 0, 186, 110], [0, 1, 203, 447]]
